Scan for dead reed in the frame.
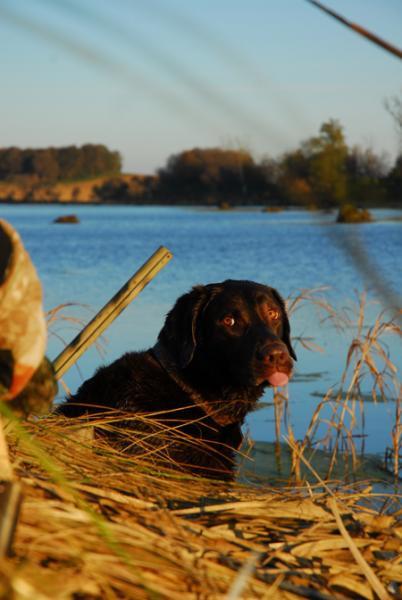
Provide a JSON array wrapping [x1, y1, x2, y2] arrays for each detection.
[[1, 414, 401, 600], [275, 290, 402, 485], [0, 289, 400, 598]]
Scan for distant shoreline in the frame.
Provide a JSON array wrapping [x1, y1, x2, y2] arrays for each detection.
[[1, 174, 401, 209], [2, 200, 402, 218]]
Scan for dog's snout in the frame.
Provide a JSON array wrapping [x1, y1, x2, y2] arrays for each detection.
[[257, 343, 289, 367]]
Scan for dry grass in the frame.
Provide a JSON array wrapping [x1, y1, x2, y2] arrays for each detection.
[[1, 289, 401, 598], [279, 290, 402, 483], [1, 414, 401, 600]]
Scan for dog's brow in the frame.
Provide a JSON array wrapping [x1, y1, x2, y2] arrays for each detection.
[[214, 295, 250, 321], [255, 292, 274, 306]]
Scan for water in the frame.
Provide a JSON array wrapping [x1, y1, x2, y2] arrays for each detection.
[[1, 204, 401, 468]]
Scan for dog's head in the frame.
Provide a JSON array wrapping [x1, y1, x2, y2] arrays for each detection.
[[158, 279, 296, 389]]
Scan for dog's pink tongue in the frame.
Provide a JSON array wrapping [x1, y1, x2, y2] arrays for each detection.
[[268, 372, 289, 387]]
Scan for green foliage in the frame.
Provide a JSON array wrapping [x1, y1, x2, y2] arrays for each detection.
[[276, 119, 348, 207], [0, 144, 121, 182], [154, 130, 402, 207], [306, 120, 348, 206]]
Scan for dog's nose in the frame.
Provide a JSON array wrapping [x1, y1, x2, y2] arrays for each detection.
[[257, 343, 289, 367]]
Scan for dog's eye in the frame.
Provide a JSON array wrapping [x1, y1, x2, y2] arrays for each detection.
[[222, 316, 236, 327], [268, 309, 280, 321]]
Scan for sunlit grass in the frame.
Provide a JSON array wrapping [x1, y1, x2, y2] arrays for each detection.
[[272, 289, 402, 485], [1, 288, 401, 598]]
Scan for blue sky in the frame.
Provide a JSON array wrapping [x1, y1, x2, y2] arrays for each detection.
[[0, 0, 401, 173]]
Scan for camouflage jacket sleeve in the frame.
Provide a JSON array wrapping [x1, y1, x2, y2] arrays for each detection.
[[0, 219, 47, 401]]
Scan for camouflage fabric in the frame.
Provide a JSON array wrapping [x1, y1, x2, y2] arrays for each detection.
[[0, 219, 47, 401], [10, 356, 58, 417]]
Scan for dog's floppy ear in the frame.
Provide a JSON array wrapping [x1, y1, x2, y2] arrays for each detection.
[[270, 289, 297, 361], [158, 285, 212, 367]]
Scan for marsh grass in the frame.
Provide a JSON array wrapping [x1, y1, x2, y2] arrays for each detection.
[[275, 290, 402, 485], [0, 289, 401, 598], [2, 412, 402, 599], [46, 303, 109, 395]]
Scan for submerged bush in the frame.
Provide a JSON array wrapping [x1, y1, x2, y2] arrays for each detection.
[[336, 203, 372, 223]]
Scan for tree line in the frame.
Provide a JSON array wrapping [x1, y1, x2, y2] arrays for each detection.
[[154, 119, 401, 207], [97, 120, 389, 207], [1, 116, 401, 207], [0, 144, 121, 182]]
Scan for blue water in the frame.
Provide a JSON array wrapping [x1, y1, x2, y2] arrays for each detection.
[[1, 204, 401, 458]]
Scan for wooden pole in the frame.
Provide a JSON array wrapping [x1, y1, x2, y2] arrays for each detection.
[[0, 478, 22, 558], [306, 0, 402, 61], [53, 245, 173, 380], [0, 415, 22, 558]]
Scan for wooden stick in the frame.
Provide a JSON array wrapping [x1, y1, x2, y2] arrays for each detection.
[[0, 416, 22, 558], [0, 480, 22, 558], [306, 0, 402, 61], [53, 246, 173, 379]]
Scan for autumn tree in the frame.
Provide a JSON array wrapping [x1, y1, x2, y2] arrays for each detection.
[[24, 149, 60, 182], [0, 144, 121, 182], [0, 147, 23, 178], [304, 119, 348, 206], [158, 147, 266, 203], [276, 149, 314, 206], [275, 119, 349, 207]]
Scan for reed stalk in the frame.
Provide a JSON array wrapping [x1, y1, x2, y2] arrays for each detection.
[[53, 246, 172, 379]]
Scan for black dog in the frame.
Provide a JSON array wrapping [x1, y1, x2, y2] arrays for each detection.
[[59, 280, 296, 479]]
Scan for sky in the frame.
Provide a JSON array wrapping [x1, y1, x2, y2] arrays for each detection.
[[0, 0, 401, 174]]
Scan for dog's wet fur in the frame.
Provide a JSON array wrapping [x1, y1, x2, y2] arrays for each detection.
[[59, 280, 296, 479]]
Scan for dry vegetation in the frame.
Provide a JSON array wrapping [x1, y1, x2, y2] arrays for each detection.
[[1, 415, 401, 600], [1, 291, 401, 599], [277, 290, 402, 484], [0, 174, 148, 203]]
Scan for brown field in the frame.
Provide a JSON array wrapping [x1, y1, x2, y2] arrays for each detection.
[[0, 174, 150, 203]]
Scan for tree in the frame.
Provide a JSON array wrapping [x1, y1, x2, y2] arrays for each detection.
[[158, 147, 265, 203], [384, 91, 402, 204], [57, 146, 83, 180], [345, 145, 389, 205], [0, 147, 23, 178], [81, 144, 121, 178], [275, 149, 313, 206], [304, 119, 348, 206], [275, 120, 348, 207], [384, 91, 402, 150], [28, 149, 60, 182], [385, 154, 402, 203]]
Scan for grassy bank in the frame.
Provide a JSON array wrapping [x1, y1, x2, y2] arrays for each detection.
[[1, 176, 401, 208], [0, 174, 152, 204]]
